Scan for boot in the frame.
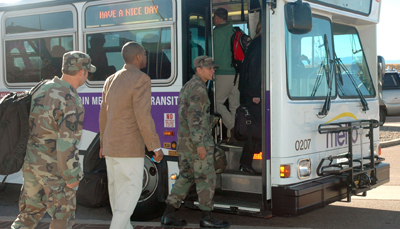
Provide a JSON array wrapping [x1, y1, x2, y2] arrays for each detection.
[[161, 204, 187, 228], [239, 164, 261, 175], [200, 211, 230, 228]]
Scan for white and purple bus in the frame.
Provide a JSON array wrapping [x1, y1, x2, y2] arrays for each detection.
[[0, 0, 390, 220]]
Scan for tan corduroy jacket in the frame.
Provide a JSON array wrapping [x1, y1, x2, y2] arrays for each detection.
[[99, 64, 161, 157]]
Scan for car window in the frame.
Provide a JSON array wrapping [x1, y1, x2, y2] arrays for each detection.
[[382, 73, 400, 90]]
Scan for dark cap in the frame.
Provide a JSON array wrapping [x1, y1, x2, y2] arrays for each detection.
[[62, 51, 96, 73], [193, 55, 218, 68]]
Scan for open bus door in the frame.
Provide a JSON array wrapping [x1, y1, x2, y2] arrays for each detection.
[[182, 0, 212, 85], [181, 0, 273, 217]]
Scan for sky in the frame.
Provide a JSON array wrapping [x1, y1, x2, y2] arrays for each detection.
[[377, 0, 400, 62]]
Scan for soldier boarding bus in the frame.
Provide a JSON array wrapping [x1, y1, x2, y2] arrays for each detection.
[[0, 0, 390, 220]]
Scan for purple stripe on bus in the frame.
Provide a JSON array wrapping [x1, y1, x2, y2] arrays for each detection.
[[79, 92, 180, 149], [80, 90, 270, 160], [266, 91, 271, 160]]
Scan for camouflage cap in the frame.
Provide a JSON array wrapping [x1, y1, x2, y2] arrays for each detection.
[[62, 51, 96, 73], [193, 55, 218, 68]]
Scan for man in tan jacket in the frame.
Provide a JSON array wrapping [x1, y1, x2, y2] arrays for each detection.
[[99, 41, 163, 229]]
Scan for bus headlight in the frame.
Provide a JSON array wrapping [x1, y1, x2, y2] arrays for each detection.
[[298, 158, 311, 179]]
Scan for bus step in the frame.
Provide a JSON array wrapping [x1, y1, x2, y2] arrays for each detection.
[[223, 147, 262, 172], [217, 171, 262, 194]]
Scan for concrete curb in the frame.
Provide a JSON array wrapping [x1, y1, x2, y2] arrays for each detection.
[[380, 138, 400, 148], [380, 124, 400, 148]]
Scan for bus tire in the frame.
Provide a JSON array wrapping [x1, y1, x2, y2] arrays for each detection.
[[379, 106, 386, 124], [130, 155, 167, 221]]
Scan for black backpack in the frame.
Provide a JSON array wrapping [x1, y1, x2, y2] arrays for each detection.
[[231, 27, 252, 85], [0, 80, 48, 185]]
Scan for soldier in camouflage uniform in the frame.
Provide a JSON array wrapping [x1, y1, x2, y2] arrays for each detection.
[[161, 56, 230, 229], [12, 51, 96, 229]]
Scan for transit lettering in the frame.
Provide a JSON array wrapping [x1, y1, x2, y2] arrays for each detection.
[[151, 96, 179, 106]]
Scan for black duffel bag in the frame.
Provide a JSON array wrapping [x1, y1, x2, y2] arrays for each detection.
[[234, 105, 261, 141], [76, 169, 109, 208]]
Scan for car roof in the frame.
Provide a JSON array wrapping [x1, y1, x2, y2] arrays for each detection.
[[385, 69, 399, 74]]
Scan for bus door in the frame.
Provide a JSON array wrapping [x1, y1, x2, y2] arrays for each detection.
[[181, 0, 270, 216], [182, 0, 212, 84], [210, 0, 262, 149]]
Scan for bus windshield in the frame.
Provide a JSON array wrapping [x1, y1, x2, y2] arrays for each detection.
[[333, 23, 375, 98], [286, 16, 335, 99]]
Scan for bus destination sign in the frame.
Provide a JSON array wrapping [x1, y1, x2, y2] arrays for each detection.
[[86, 0, 173, 28]]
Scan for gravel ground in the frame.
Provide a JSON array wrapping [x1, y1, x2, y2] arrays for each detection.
[[380, 126, 400, 142]]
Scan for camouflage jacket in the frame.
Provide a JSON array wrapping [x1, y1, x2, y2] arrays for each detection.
[[24, 76, 84, 187], [177, 75, 214, 153]]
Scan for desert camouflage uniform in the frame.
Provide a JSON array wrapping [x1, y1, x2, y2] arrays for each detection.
[[12, 76, 84, 229], [165, 74, 216, 211]]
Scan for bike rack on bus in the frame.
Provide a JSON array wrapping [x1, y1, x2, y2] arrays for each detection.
[[317, 119, 385, 202]]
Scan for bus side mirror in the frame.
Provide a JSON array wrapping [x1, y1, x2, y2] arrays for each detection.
[[285, 0, 312, 34], [378, 55, 386, 80], [377, 55, 386, 105]]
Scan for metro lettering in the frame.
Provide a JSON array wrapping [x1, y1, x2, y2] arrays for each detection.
[[92, 96, 103, 105], [326, 126, 358, 148]]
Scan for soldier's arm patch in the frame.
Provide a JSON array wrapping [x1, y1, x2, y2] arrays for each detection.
[[63, 108, 84, 132]]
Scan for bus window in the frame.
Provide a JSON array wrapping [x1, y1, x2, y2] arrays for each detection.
[[5, 11, 73, 34], [3, 7, 76, 85], [286, 16, 336, 99], [333, 23, 375, 97], [189, 15, 206, 75], [86, 28, 172, 81], [5, 36, 73, 83]]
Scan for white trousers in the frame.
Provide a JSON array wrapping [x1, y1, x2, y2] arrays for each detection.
[[215, 74, 240, 133], [106, 157, 144, 229]]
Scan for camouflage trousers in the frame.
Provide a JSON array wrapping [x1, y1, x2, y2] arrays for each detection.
[[11, 163, 77, 229], [165, 149, 216, 211]]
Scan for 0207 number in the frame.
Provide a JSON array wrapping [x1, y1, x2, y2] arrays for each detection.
[[295, 139, 311, 151]]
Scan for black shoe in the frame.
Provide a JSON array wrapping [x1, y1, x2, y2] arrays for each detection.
[[161, 205, 187, 228], [200, 211, 230, 229], [239, 164, 261, 175]]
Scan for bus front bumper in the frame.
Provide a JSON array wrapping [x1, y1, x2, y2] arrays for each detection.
[[271, 162, 390, 216]]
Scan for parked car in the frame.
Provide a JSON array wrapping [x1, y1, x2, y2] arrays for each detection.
[[381, 69, 400, 123]]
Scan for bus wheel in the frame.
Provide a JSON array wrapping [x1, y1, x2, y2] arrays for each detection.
[[131, 155, 167, 221], [379, 107, 386, 124]]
